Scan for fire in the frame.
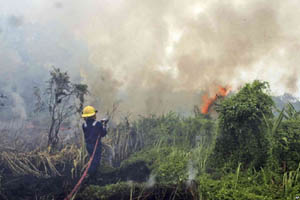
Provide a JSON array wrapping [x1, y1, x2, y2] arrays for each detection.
[[201, 86, 231, 114]]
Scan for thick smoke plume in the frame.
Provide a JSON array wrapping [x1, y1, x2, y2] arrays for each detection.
[[1, 0, 300, 117]]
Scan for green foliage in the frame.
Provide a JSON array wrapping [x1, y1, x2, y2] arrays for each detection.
[[78, 169, 300, 200], [197, 171, 289, 200], [265, 101, 300, 172], [3, 80, 300, 199], [284, 103, 300, 120], [120, 146, 197, 184], [262, 108, 285, 171], [120, 146, 190, 184], [119, 140, 214, 185], [131, 112, 216, 149], [78, 182, 196, 200], [273, 118, 300, 171], [71, 143, 88, 179], [154, 148, 190, 184], [120, 147, 171, 170], [77, 182, 132, 200], [110, 112, 216, 166], [209, 80, 274, 170], [282, 164, 300, 198], [190, 145, 211, 174]]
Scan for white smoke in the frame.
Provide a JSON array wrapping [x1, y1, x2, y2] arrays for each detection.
[[1, 0, 300, 117], [145, 173, 156, 188], [10, 91, 27, 120], [186, 160, 197, 186]]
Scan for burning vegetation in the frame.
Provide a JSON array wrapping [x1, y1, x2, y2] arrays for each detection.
[[201, 86, 231, 114], [0, 73, 300, 199], [1, 1, 300, 199]]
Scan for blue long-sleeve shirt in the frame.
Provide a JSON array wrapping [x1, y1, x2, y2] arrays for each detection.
[[82, 119, 107, 145]]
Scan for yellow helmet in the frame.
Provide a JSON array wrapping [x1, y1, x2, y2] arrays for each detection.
[[82, 106, 97, 118]]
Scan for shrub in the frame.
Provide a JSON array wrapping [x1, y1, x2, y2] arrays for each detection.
[[154, 148, 189, 184], [208, 80, 274, 170], [273, 119, 300, 171]]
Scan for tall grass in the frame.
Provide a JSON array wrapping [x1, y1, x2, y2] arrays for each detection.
[[283, 162, 300, 197], [71, 130, 88, 179], [260, 167, 268, 186], [234, 162, 241, 189]]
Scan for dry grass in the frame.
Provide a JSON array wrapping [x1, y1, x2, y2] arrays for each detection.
[[0, 146, 79, 178]]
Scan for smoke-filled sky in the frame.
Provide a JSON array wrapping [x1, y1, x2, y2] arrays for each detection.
[[1, 0, 300, 118]]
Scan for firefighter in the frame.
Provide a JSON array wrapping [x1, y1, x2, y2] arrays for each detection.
[[81, 105, 108, 175]]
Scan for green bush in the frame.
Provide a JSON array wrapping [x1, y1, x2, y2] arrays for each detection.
[[273, 119, 300, 171], [208, 80, 274, 170], [154, 148, 190, 184], [197, 172, 279, 200]]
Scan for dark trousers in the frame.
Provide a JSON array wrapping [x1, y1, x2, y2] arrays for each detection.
[[86, 142, 102, 175]]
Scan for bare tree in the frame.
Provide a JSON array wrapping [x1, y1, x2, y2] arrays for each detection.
[[40, 67, 88, 150]]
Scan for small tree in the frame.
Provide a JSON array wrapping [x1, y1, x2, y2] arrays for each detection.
[[40, 67, 88, 150], [208, 80, 274, 170]]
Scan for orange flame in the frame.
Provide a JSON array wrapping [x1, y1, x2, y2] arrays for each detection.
[[201, 86, 231, 114]]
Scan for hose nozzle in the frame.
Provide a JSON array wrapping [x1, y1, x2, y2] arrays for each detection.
[[100, 118, 109, 124]]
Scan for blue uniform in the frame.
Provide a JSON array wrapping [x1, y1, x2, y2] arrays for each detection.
[[82, 118, 107, 174]]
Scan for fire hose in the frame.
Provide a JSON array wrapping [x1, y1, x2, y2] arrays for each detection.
[[64, 134, 100, 200]]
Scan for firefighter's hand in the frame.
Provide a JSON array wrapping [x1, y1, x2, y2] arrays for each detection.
[[101, 118, 109, 129]]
